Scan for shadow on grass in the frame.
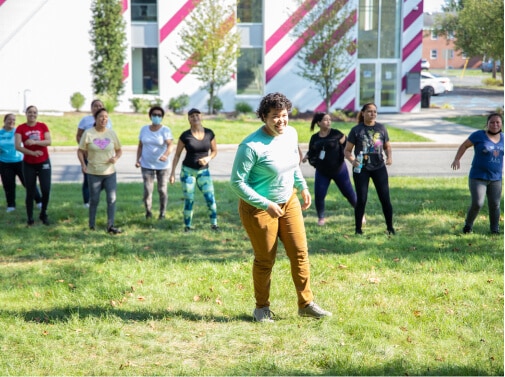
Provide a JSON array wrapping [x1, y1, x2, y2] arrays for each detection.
[[2, 306, 252, 324]]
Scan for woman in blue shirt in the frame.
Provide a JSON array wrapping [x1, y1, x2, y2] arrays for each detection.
[[451, 113, 504, 234], [0, 113, 41, 212]]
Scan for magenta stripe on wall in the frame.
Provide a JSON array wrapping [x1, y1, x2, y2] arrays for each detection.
[[314, 69, 355, 111], [265, 0, 319, 54], [123, 63, 129, 81], [172, 54, 197, 83], [402, 30, 422, 62], [121, 0, 128, 13], [403, 0, 422, 31], [401, 93, 420, 112], [160, 0, 200, 43], [0, 0, 6, 6]]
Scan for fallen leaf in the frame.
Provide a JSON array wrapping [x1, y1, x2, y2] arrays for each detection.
[[193, 295, 200, 302], [137, 296, 145, 301], [400, 326, 408, 332], [110, 300, 117, 307], [368, 277, 380, 284], [215, 298, 222, 305], [413, 310, 421, 317], [338, 264, 347, 269]]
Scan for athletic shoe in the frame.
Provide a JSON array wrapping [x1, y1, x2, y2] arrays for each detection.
[[463, 225, 472, 234], [387, 227, 395, 235], [317, 218, 325, 226], [211, 225, 220, 231], [84, 203, 90, 208], [36, 202, 42, 210], [298, 302, 332, 318], [39, 213, 50, 226], [108, 225, 122, 234], [6, 207, 15, 213], [184, 226, 194, 232], [253, 307, 275, 323]]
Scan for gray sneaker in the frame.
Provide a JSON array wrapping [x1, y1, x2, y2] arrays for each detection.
[[298, 302, 332, 318], [253, 307, 275, 323]]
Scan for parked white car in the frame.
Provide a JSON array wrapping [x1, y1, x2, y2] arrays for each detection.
[[420, 71, 453, 95], [421, 59, 430, 70]]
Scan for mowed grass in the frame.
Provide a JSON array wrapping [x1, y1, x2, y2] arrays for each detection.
[[0, 177, 503, 375], [33, 111, 430, 147]]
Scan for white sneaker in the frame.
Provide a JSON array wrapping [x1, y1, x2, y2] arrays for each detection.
[[298, 302, 332, 318], [36, 203, 42, 210], [84, 203, 90, 208], [252, 307, 275, 323], [6, 207, 15, 213]]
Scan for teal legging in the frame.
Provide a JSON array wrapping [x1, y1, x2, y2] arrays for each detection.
[[180, 165, 217, 228]]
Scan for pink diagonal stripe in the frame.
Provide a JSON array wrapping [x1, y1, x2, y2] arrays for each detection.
[[122, 63, 129, 81], [402, 30, 422, 62], [172, 54, 197, 83], [160, 0, 201, 43], [0, 0, 7, 6], [265, 0, 319, 54], [121, 0, 128, 13], [266, 31, 314, 83], [403, 0, 422, 31], [401, 93, 420, 112], [171, 13, 236, 83], [314, 69, 355, 111]]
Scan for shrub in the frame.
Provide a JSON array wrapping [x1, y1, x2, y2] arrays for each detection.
[[168, 94, 190, 114], [99, 93, 118, 112], [129, 98, 152, 113], [207, 96, 223, 114], [235, 101, 253, 114], [291, 107, 299, 117], [483, 77, 503, 86], [70, 92, 85, 112]]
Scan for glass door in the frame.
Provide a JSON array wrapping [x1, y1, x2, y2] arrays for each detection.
[[358, 62, 398, 112]]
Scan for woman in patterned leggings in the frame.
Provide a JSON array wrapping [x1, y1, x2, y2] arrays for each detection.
[[170, 108, 218, 232]]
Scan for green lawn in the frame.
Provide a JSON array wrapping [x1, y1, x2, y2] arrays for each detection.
[[34, 112, 430, 147], [0, 177, 502, 375]]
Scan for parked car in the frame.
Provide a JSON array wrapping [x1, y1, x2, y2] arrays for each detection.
[[481, 60, 501, 73], [421, 59, 430, 70], [421, 72, 446, 96]]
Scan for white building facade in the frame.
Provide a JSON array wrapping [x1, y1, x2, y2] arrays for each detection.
[[0, 0, 425, 113]]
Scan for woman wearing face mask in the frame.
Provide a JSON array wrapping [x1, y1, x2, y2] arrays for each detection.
[[451, 113, 504, 234], [135, 106, 174, 220]]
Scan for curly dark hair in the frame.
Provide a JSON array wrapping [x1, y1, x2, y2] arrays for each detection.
[[256, 92, 292, 122]]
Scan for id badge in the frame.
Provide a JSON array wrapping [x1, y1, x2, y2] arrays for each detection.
[[319, 150, 325, 160]]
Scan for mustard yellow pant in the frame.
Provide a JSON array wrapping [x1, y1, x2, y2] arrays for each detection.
[[238, 192, 314, 309]]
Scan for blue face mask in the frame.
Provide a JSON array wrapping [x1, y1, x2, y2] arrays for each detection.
[[151, 115, 162, 125]]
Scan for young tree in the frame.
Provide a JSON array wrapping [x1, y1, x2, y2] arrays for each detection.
[[172, 0, 241, 114], [89, 0, 127, 109], [434, 0, 504, 80], [292, 0, 356, 113]]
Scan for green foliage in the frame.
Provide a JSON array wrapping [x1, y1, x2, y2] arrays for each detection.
[[207, 96, 223, 114], [98, 93, 118, 113], [482, 77, 504, 87], [89, 0, 127, 109], [171, 0, 241, 114], [234, 101, 253, 114], [36, 112, 430, 146], [130, 97, 155, 114], [433, 0, 504, 80], [168, 94, 190, 114], [69, 92, 85, 112], [292, 0, 356, 113], [0, 178, 502, 375]]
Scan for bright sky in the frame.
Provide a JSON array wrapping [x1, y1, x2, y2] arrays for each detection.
[[424, 0, 445, 13]]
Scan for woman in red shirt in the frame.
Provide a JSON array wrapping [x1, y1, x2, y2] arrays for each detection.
[[15, 105, 52, 226]]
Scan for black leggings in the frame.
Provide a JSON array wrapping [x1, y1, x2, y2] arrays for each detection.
[[23, 159, 51, 220], [353, 165, 393, 232]]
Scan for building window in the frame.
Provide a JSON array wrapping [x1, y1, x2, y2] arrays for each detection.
[[448, 31, 455, 40], [237, 0, 262, 23], [132, 0, 157, 22], [447, 49, 454, 59], [430, 31, 438, 40], [237, 48, 263, 95], [358, 0, 401, 59], [430, 49, 438, 59], [132, 48, 159, 94]]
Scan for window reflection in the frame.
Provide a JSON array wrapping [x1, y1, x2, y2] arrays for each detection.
[[132, 0, 157, 22]]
